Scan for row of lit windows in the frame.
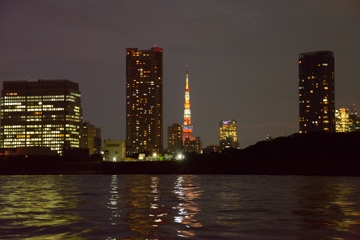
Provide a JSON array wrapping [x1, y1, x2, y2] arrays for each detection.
[[5, 105, 25, 108], [1, 100, 25, 105], [1, 109, 26, 112], [3, 96, 25, 99], [2, 124, 74, 128], [1, 99, 69, 105], [43, 95, 65, 98], [66, 97, 78, 102], [3, 93, 79, 99], [2, 140, 67, 144], [3, 130, 73, 135], [15, 134, 68, 138], [65, 116, 81, 122], [29, 107, 65, 111], [299, 86, 329, 90], [1, 101, 24, 105], [1, 106, 65, 111], [132, 52, 150, 57], [16, 130, 62, 134], [70, 92, 81, 97], [2, 141, 79, 153], [3, 137, 80, 142]]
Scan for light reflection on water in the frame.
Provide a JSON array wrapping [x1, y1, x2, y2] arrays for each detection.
[[0, 175, 359, 239], [173, 175, 203, 237], [293, 177, 360, 239], [0, 175, 86, 239]]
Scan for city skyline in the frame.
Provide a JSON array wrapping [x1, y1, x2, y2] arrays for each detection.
[[1, 1, 360, 148]]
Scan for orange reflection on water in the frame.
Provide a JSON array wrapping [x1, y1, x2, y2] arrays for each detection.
[[173, 175, 203, 238], [121, 175, 168, 239]]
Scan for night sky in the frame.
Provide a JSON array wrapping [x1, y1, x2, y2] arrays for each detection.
[[1, 0, 360, 148]]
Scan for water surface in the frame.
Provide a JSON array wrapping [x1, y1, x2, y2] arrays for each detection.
[[0, 175, 359, 239]]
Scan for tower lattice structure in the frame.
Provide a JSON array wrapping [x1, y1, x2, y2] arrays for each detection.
[[182, 66, 195, 144]]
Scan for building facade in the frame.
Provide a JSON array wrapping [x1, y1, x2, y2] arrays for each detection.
[[349, 105, 360, 131], [183, 136, 202, 154], [335, 108, 353, 133], [103, 139, 126, 162], [219, 119, 239, 149], [167, 123, 183, 153], [298, 51, 335, 133], [0, 79, 82, 154], [80, 121, 102, 155], [125, 47, 163, 155]]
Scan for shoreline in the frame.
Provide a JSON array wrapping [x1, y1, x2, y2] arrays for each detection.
[[1, 132, 360, 176], [0, 161, 359, 176]]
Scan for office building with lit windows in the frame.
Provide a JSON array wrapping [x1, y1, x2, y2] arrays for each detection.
[[126, 47, 163, 155], [0, 79, 82, 155], [167, 123, 183, 153], [335, 108, 353, 133], [219, 119, 239, 149], [298, 51, 335, 133]]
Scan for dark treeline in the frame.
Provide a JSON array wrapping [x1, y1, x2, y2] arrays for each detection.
[[1, 132, 360, 176], [182, 131, 360, 175]]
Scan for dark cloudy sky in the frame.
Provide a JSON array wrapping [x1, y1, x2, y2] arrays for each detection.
[[1, 0, 360, 148]]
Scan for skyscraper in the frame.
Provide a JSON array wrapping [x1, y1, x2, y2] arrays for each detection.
[[219, 119, 239, 149], [0, 79, 82, 154], [298, 51, 335, 133], [182, 66, 194, 143], [80, 121, 102, 155], [167, 123, 182, 153], [126, 47, 163, 155]]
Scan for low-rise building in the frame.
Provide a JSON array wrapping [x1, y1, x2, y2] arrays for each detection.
[[103, 139, 126, 162]]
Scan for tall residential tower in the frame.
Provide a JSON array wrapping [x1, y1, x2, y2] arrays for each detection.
[[126, 47, 163, 155], [298, 51, 335, 133]]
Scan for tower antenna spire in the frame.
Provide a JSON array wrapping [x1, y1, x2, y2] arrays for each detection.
[[182, 65, 194, 144]]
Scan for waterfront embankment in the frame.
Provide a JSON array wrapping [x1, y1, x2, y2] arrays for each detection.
[[1, 131, 360, 176]]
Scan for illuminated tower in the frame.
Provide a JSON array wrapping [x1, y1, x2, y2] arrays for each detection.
[[298, 51, 335, 133], [182, 66, 194, 144], [126, 47, 163, 155]]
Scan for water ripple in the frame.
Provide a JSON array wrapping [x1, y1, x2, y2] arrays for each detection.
[[0, 175, 360, 239]]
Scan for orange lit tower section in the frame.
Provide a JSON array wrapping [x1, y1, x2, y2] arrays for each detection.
[[182, 66, 195, 144]]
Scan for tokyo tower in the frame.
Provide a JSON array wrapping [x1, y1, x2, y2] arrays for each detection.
[[182, 65, 195, 144]]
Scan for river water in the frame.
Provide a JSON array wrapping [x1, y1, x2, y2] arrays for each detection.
[[0, 175, 359, 239]]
